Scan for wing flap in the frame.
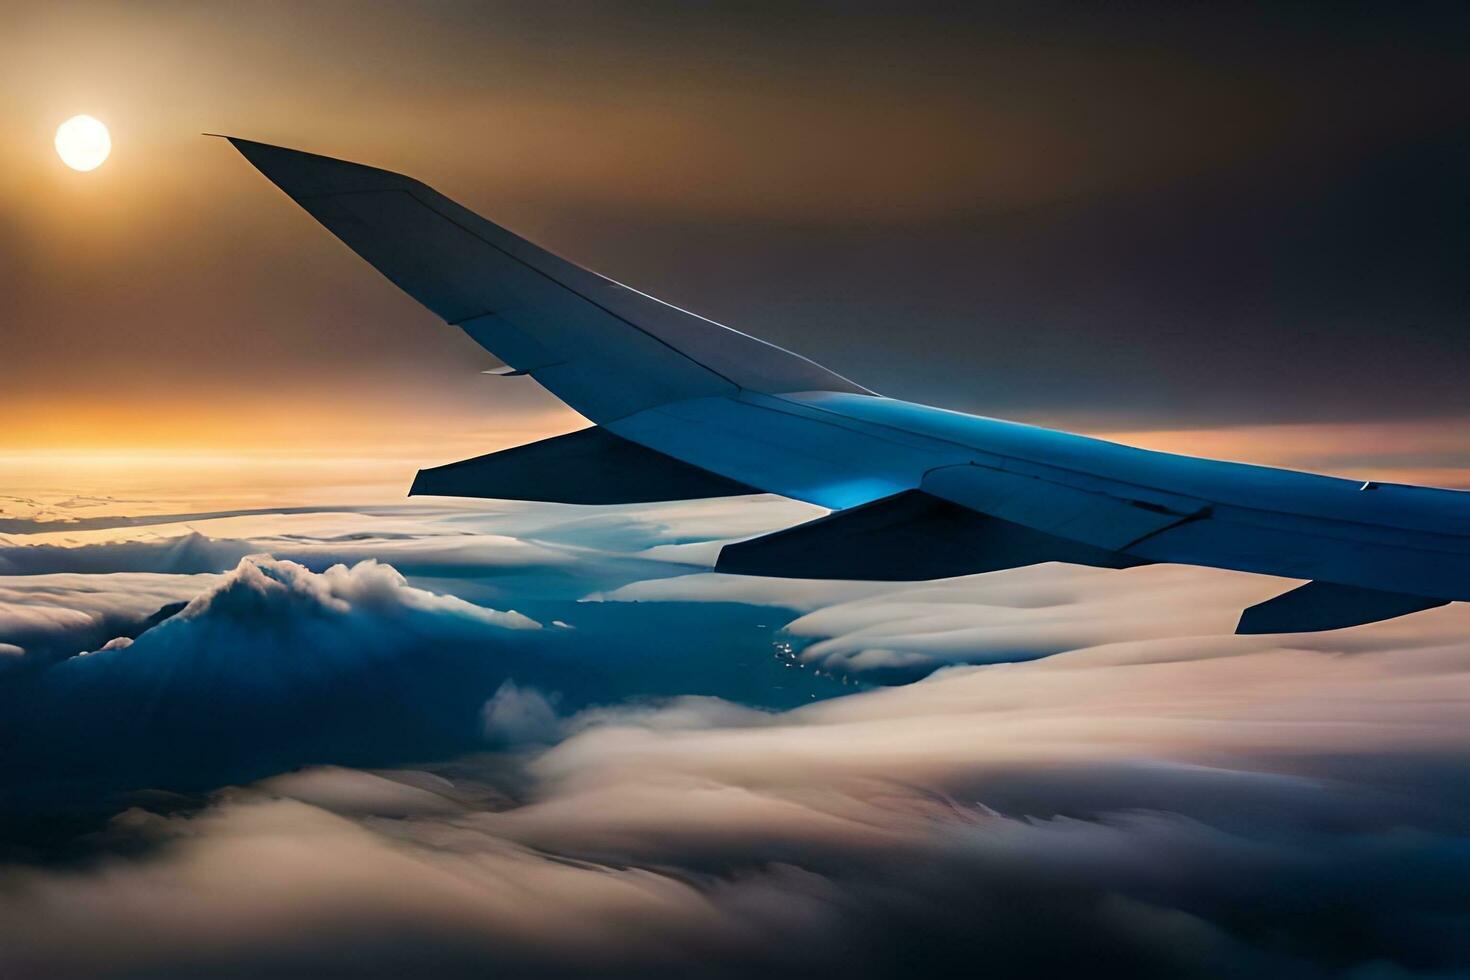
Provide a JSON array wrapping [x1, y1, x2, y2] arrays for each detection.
[[1237, 580, 1449, 634], [715, 490, 1144, 580], [922, 463, 1207, 551], [410, 427, 758, 504]]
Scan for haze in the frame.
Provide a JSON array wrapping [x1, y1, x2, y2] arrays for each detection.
[[4, 2, 1469, 494]]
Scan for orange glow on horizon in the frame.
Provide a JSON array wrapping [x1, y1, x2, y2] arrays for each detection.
[[1092, 420, 1470, 489], [1, 393, 580, 458], [8, 389, 1468, 510]]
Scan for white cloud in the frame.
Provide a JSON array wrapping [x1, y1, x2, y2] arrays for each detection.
[[482, 680, 561, 743], [170, 554, 539, 632], [5, 498, 1470, 977], [592, 561, 1302, 673], [588, 571, 893, 609], [0, 570, 219, 658], [10, 610, 1470, 977]]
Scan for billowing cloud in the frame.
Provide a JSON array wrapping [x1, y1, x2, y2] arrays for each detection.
[[0, 496, 808, 659], [164, 553, 538, 632], [597, 560, 1470, 680], [777, 563, 1285, 674], [8, 609, 1470, 978], [6, 496, 1470, 977], [0, 569, 220, 660], [0, 554, 554, 805]]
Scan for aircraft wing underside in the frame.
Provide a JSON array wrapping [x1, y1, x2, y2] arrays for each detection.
[[229, 138, 1470, 634], [409, 426, 757, 504]]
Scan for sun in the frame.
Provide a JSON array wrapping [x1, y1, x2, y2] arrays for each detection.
[[55, 114, 111, 172]]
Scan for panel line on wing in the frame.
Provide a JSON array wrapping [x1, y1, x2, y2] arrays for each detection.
[[302, 185, 746, 392]]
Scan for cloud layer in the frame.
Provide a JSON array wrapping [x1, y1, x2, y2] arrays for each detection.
[[9, 610, 1470, 978], [0, 553, 555, 808], [6, 496, 1470, 977], [0, 499, 838, 808]]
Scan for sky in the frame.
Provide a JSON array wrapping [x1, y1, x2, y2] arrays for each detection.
[[6, 4, 1470, 978], [3, 1, 1469, 487]]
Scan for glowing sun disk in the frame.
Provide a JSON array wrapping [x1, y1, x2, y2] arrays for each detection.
[[56, 114, 111, 171]]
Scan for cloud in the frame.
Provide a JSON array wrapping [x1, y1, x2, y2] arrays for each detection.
[[10, 614, 1470, 978], [593, 562, 1286, 677], [589, 571, 891, 609], [0, 555, 552, 805], [776, 563, 1280, 674], [7, 498, 1470, 976], [0, 496, 806, 660], [597, 560, 1470, 680], [0, 496, 811, 609], [0, 790, 831, 980], [481, 680, 562, 744], [0, 498, 855, 807], [166, 553, 539, 632], [0, 569, 220, 660], [0, 531, 251, 576], [0, 523, 572, 579]]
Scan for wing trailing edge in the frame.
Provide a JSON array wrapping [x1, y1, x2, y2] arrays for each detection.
[[719, 488, 1455, 632], [410, 427, 758, 504]]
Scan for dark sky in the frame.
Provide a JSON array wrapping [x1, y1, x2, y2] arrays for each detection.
[[4, 1, 1468, 455]]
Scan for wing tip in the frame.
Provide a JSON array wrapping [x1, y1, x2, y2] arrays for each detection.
[[220, 136, 414, 200]]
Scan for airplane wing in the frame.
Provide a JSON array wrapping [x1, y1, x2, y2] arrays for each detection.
[[224, 138, 869, 427], [229, 138, 1469, 633]]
